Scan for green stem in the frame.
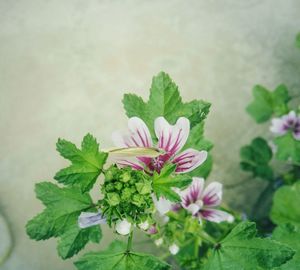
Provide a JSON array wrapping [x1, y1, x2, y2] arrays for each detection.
[[198, 231, 216, 245], [194, 237, 200, 257], [127, 231, 133, 252]]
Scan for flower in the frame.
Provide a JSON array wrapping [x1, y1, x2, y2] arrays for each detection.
[[270, 111, 300, 140], [78, 212, 106, 229], [169, 243, 179, 255], [154, 238, 163, 246], [115, 219, 132, 235], [177, 177, 234, 223], [112, 116, 208, 174]]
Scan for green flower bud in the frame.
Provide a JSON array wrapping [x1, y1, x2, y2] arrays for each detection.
[[115, 182, 123, 191], [107, 192, 120, 206], [121, 172, 131, 183], [121, 188, 132, 200], [105, 183, 115, 192], [135, 181, 152, 195], [132, 194, 144, 207]]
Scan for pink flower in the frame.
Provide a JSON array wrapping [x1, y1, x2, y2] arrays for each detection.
[[112, 117, 207, 174], [270, 111, 300, 140], [177, 177, 234, 223]]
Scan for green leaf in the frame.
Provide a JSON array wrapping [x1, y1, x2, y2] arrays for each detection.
[[272, 224, 300, 270], [203, 222, 294, 270], [274, 132, 300, 164], [74, 240, 170, 270], [271, 182, 300, 226], [26, 182, 101, 259], [123, 72, 211, 138], [55, 134, 108, 192], [240, 137, 274, 181], [152, 164, 192, 202], [57, 223, 102, 259], [246, 85, 290, 123]]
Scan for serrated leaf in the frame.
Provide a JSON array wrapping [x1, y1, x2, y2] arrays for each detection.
[[123, 72, 211, 139], [55, 134, 108, 192], [240, 137, 274, 181], [203, 222, 294, 270], [57, 223, 102, 259], [274, 132, 300, 164], [74, 240, 170, 270], [272, 224, 300, 270], [152, 164, 192, 202], [26, 182, 101, 259], [246, 85, 290, 123], [271, 182, 300, 226]]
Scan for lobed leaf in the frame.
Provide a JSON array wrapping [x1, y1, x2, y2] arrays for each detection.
[[55, 134, 108, 192], [203, 222, 294, 270]]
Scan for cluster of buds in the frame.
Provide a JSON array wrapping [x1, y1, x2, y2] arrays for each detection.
[[100, 165, 155, 232]]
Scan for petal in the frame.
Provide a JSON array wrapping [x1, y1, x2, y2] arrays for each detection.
[[155, 117, 190, 155], [78, 212, 106, 229], [202, 182, 222, 207], [115, 158, 144, 171], [186, 203, 201, 215], [199, 209, 234, 223], [152, 195, 173, 215], [179, 177, 204, 208], [116, 219, 132, 235], [293, 130, 300, 140], [173, 149, 207, 173], [112, 117, 152, 148], [270, 118, 286, 135]]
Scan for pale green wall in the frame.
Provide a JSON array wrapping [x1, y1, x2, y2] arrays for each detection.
[[1, 0, 300, 269]]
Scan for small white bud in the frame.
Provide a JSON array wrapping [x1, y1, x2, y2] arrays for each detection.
[[154, 238, 163, 246], [138, 221, 150, 231], [169, 243, 179, 255], [116, 219, 132, 235]]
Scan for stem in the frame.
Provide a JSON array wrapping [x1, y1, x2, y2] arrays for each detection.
[[198, 231, 216, 245], [127, 231, 133, 252], [194, 237, 200, 257]]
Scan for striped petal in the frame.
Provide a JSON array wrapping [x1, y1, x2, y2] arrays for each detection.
[[112, 117, 152, 148], [155, 117, 189, 156], [172, 149, 207, 173], [199, 209, 234, 223], [202, 182, 222, 207]]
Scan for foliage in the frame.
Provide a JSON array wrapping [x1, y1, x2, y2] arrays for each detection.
[[240, 137, 274, 181]]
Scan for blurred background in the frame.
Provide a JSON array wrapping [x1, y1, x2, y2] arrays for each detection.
[[1, 0, 300, 269]]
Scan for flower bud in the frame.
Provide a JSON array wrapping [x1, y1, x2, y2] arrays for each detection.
[[169, 243, 179, 255], [107, 192, 120, 206], [154, 238, 163, 246], [121, 172, 131, 183], [138, 220, 150, 231], [116, 219, 132, 235]]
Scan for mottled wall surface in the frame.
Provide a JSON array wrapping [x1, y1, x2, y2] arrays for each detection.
[[1, 0, 300, 269]]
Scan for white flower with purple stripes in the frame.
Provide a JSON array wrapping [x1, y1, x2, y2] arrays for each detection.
[[177, 177, 234, 223], [112, 116, 208, 174], [270, 111, 300, 140]]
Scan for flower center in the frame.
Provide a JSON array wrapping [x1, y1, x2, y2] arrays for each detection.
[[148, 153, 171, 173]]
